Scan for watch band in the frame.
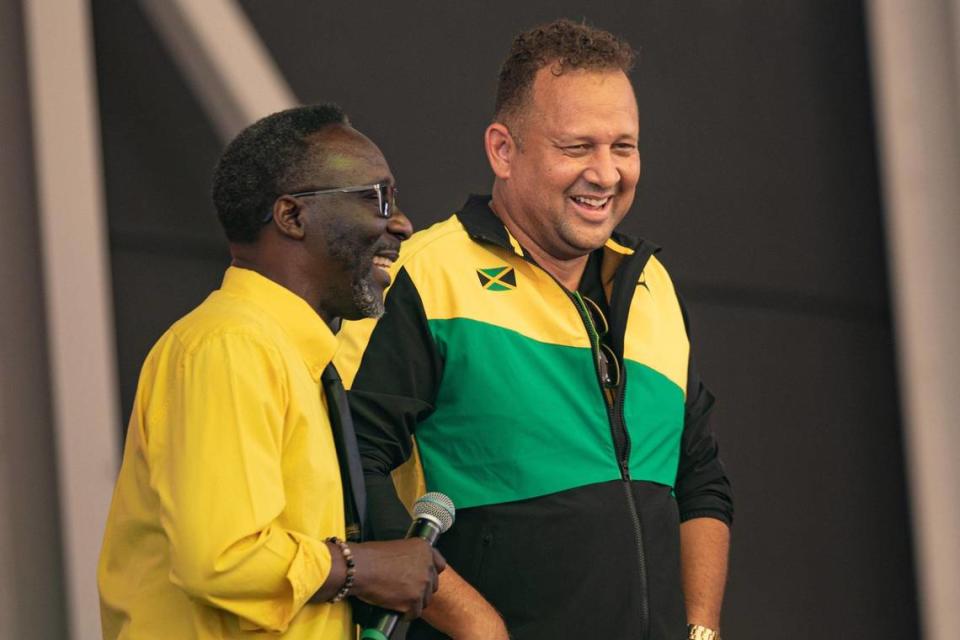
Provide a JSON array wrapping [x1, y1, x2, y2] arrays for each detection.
[[688, 623, 721, 640]]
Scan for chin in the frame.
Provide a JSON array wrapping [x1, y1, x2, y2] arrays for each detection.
[[350, 277, 386, 320], [563, 215, 619, 244], [564, 229, 615, 254]]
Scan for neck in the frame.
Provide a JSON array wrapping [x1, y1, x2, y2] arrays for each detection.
[[489, 193, 588, 292], [229, 244, 335, 326]]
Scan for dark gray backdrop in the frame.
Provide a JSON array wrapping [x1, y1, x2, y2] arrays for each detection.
[[91, 1, 919, 637]]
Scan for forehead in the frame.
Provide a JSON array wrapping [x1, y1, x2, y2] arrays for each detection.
[[301, 124, 393, 185], [527, 67, 639, 137]]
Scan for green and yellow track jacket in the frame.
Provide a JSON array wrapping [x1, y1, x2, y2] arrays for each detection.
[[336, 195, 733, 640]]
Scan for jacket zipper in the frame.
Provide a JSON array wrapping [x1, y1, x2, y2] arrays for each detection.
[[570, 291, 649, 639]]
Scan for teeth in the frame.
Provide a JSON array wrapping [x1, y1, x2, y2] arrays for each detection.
[[372, 256, 394, 269], [573, 196, 610, 208]]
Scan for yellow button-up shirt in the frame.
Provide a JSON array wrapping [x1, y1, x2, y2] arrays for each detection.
[[99, 267, 351, 639]]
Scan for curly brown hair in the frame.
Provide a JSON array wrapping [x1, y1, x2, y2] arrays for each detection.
[[494, 18, 636, 123]]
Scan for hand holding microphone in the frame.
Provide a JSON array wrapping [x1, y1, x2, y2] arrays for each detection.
[[359, 493, 456, 640]]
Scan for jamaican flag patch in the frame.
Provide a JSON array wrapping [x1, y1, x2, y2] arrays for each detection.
[[476, 266, 516, 291]]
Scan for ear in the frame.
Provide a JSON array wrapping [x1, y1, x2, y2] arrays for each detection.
[[270, 196, 306, 240], [484, 122, 517, 180]]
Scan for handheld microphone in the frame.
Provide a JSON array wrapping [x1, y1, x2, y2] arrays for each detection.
[[360, 492, 456, 640]]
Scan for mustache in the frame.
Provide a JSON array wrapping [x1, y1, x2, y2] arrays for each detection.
[[371, 238, 401, 257]]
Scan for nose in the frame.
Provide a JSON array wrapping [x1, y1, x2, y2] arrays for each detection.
[[583, 147, 621, 190], [388, 207, 414, 240]]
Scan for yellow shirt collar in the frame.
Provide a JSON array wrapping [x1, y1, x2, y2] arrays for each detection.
[[220, 266, 337, 381]]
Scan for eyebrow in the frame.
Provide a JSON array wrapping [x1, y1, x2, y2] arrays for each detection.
[[550, 133, 638, 144]]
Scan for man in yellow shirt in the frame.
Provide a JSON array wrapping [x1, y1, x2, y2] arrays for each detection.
[[98, 104, 444, 639]]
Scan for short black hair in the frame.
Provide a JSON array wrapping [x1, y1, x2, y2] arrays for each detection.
[[211, 103, 348, 243], [495, 19, 636, 124]]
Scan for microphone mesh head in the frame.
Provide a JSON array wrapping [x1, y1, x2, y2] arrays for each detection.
[[413, 492, 456, 533]]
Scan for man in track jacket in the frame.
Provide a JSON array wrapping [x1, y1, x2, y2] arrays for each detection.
[[336, 20, 733, 640]]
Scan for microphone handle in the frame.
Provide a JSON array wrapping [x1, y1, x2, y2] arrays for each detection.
[[407, 516, 442, 545], [360, 517, 444, 640]]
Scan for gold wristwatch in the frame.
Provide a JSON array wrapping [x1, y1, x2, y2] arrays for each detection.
[[688, 623, 721, 640]]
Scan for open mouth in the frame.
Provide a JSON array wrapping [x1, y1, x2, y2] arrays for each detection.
[[369, 248, 399, 286], [570, 194, 612, 210], [372, 255, 395, 271]]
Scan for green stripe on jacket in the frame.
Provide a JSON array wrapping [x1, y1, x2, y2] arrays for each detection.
[[419, 317, 685, 509]]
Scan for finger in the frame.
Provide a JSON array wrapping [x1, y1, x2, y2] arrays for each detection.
[[429, 565, 440, 594], [432, 548, 447, 573], [404, 597, 424, 622], [421, 586, 432, 614]]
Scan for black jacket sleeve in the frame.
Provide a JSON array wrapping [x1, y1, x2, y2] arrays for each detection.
[[673, 297, 734, 525], [347, 268, 444, 540]]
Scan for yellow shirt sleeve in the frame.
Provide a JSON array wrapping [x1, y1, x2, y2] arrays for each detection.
[[146, 330, 331, 632]]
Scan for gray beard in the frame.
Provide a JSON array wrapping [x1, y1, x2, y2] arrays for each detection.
[[326, 224, 385, 319], [351, 275, 384, 319]]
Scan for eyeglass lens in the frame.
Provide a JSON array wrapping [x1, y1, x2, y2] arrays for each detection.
[[379, 184, 398, 218], [581, 296, 609, 337], [598, 343, 620, 388], [581, 295, 620, 389]]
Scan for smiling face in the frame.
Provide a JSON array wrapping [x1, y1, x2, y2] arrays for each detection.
[[493, 66, 641, 261], [295, 125, 412, 320]]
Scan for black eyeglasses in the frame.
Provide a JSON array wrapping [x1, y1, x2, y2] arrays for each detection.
[[262, 182, 398, 223], [578, 294, 621, 390]]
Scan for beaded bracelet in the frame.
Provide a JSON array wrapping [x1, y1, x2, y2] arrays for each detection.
[[325, 537, 356, 603]]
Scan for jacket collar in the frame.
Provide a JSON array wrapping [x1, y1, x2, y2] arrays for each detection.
[[220, 266, 337, 381]]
